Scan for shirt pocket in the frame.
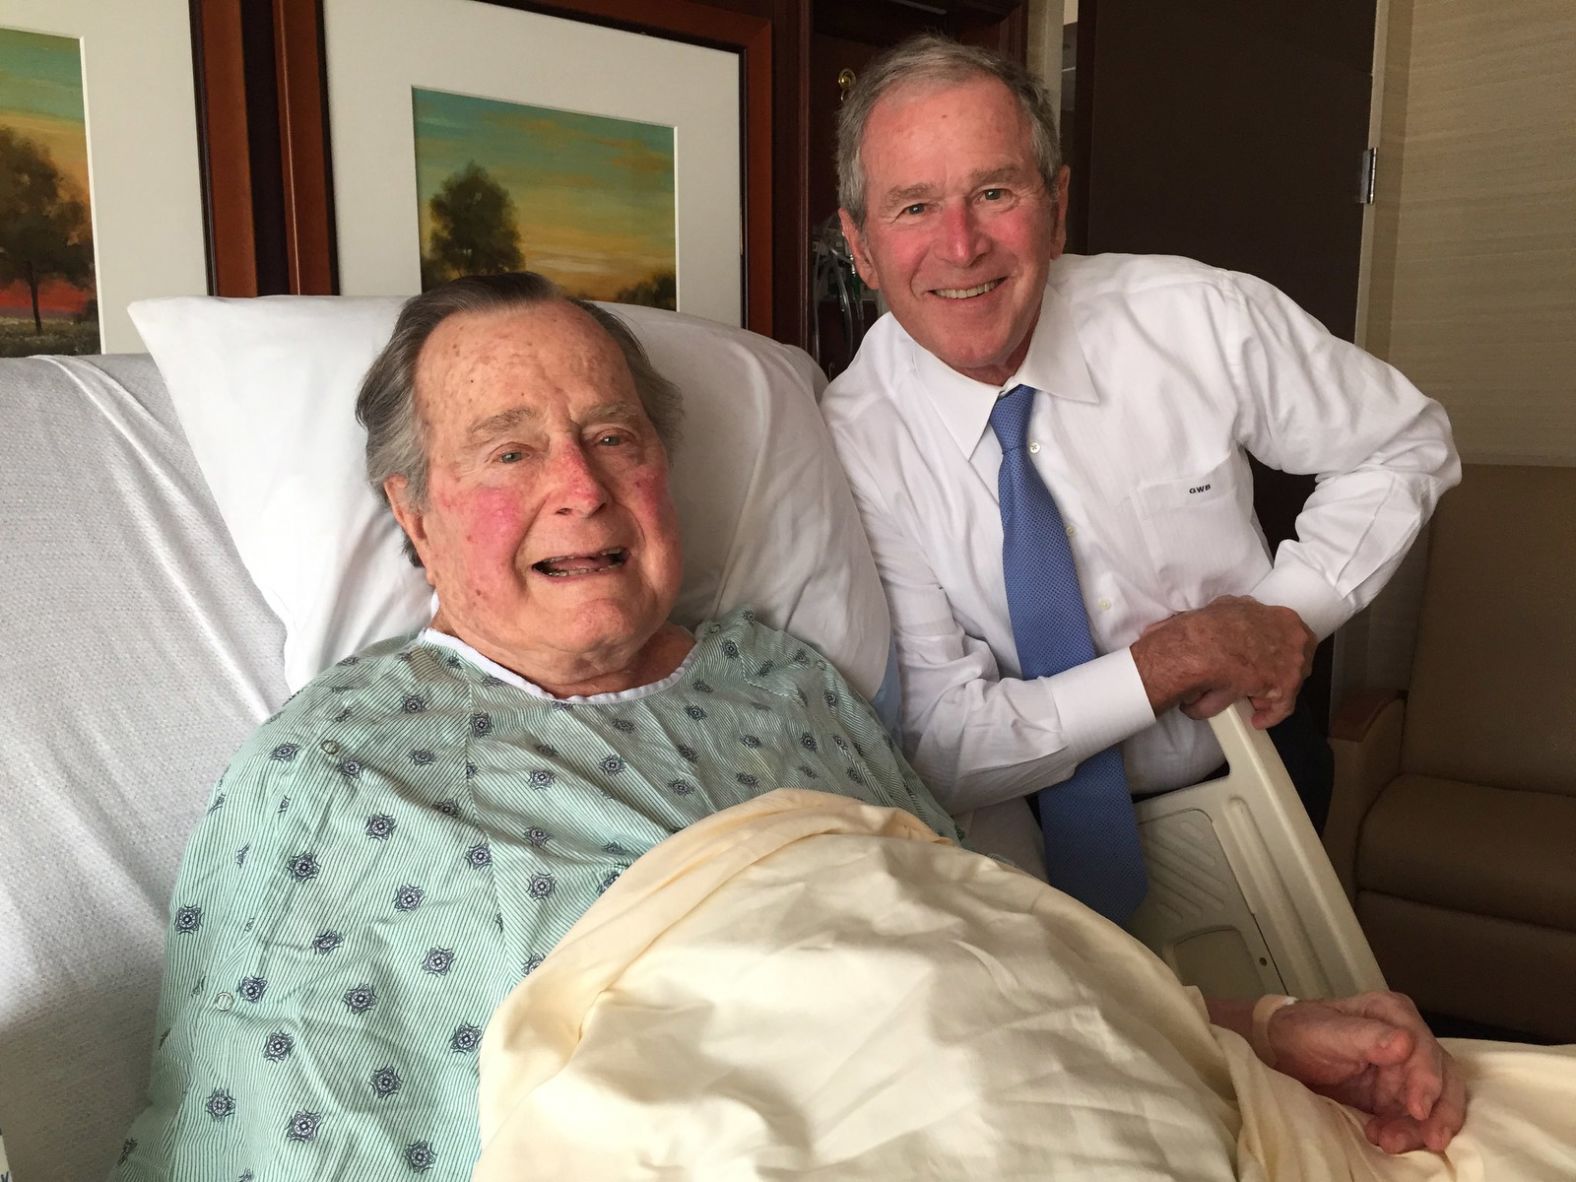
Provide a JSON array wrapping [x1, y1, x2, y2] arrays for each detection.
[[1128, 452, 1270, 609]]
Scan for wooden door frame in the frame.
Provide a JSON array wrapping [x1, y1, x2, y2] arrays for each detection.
[[191, 0, 259, 295]]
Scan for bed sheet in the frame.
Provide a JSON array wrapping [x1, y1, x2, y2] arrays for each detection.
[[0, 356, 287, 1181], [478, 789, 1576, 1180]]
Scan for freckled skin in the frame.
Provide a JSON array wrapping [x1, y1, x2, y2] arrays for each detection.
[[839, 76, 1070, 387], [384, 301, 691, 696]]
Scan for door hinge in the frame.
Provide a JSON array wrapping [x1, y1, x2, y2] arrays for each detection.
[[1357, 147, 1378, 205]]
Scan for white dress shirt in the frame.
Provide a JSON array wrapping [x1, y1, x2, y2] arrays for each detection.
[[821, 253, 1459, 820]]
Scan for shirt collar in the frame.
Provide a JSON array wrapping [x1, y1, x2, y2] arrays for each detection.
[[907, 276, 1100, 459]]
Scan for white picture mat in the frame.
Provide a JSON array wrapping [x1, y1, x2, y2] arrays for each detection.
[[322, 0, 743, 327], [1, 0, 209, 352]]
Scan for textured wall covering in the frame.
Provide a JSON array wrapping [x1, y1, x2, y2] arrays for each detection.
[[1367, 0, 1576, 466], [1346, 0, 1574, 696]]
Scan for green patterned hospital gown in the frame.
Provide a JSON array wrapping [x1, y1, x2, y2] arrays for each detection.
[[112, 608, 963, 1181]]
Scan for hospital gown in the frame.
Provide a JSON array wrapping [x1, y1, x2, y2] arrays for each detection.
[[111, 607, 962, 1181]]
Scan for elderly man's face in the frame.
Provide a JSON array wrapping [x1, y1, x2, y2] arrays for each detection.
[[840, 76, 1068, 386], [389, 301, 682, 684]]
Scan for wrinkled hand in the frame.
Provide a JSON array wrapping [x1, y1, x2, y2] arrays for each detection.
[[1267, 992, 1467, 1154], [1132, 596, 1315, 728]]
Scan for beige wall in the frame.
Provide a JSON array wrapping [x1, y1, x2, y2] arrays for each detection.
[[1365, 0, 1576, 465], [1026, 0, 1078, 119], [1343, 0, 1576, 695], [1026, 0, 1061, 110]]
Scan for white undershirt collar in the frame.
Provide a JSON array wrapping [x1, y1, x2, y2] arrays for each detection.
[[420, 628, 700, 704]]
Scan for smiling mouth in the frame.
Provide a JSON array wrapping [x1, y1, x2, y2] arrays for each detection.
[[933, 279, 1004, 300], [531, 548, 629, 577]]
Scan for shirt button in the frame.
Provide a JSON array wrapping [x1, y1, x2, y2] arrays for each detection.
[[1097, 597, 1113, 611], [320, 739, 340, 755], [214, 992, 234, 1011], [1028, 441, 1041, 454], [1065, 523, 1077, 537]]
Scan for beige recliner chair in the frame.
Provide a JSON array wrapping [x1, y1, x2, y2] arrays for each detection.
[[1326, 463, 1576, 1041]]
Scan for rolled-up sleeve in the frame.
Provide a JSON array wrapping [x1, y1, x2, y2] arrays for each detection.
[[1228, 272, 1461, 639]]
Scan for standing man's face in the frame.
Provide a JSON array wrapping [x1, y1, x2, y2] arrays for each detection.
[[840, 76, 1069, 387]]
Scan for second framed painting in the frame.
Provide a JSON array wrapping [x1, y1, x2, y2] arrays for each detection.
[[315, 0, 747, 328], [0, 0, 207, 353]]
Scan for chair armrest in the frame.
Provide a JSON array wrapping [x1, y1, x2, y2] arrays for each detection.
[[1324, 691, 1406, 899], [1329, 688, 1402, 743]]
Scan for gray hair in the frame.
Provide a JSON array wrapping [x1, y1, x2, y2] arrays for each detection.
[[356, 271, 683, 566], [836, 34, 1062, 228]]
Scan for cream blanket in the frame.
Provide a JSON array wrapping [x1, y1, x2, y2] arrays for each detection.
[[476, 790, 1576, 1180]]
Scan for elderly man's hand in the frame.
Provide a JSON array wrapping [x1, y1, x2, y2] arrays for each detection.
[[1131, 595, 1315, 728], [1266, 992, 1468, 1155]]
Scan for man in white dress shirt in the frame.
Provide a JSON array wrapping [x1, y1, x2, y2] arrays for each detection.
[[820, 35, 1459, 868]]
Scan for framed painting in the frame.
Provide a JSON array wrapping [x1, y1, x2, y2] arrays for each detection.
[[410, 90, 680, 309], [268, 0, 766, 330], [0, 0, 207, 353], [267, 0, 774, 334]]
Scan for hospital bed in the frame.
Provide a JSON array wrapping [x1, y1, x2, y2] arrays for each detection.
[[0, 302, 1380, 1180]]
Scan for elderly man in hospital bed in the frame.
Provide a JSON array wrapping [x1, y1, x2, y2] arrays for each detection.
[[114, 274, 1574, 1181]]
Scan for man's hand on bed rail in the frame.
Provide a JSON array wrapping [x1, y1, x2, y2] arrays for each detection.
[[1253, 990, 1466, 1154], [1131, 595, 1316, 728]]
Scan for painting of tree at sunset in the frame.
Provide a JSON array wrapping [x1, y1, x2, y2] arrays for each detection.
[[0, 26, 97, 356], [412, 88, 676, 308]]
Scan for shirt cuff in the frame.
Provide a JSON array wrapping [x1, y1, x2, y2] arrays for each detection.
[[1248, 562, 1350, 641], [1048, 648, 1157, 766]]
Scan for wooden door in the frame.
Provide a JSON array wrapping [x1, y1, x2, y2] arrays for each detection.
[[1069, 0, 1379, 729]]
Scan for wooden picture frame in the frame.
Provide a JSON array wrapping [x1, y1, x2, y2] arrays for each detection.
[[197, 0, 774, 336], [0, 0, 209, 352]]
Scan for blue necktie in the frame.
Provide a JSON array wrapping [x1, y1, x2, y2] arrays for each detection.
[[989, 383, 1148, 924]]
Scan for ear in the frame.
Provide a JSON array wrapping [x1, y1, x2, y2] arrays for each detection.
[[1049, 165, 1071, 259], [384, 474, 437, 585], [838, 208, 882, 291]]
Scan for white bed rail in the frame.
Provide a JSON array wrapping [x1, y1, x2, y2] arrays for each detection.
[[1129, 701, 1387, 1000]]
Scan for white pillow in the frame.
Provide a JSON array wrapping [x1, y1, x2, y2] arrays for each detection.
[[128, 295, 894, 702]]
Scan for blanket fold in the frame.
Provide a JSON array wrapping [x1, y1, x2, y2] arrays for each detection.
[[476, 789, 1576, 1181]]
